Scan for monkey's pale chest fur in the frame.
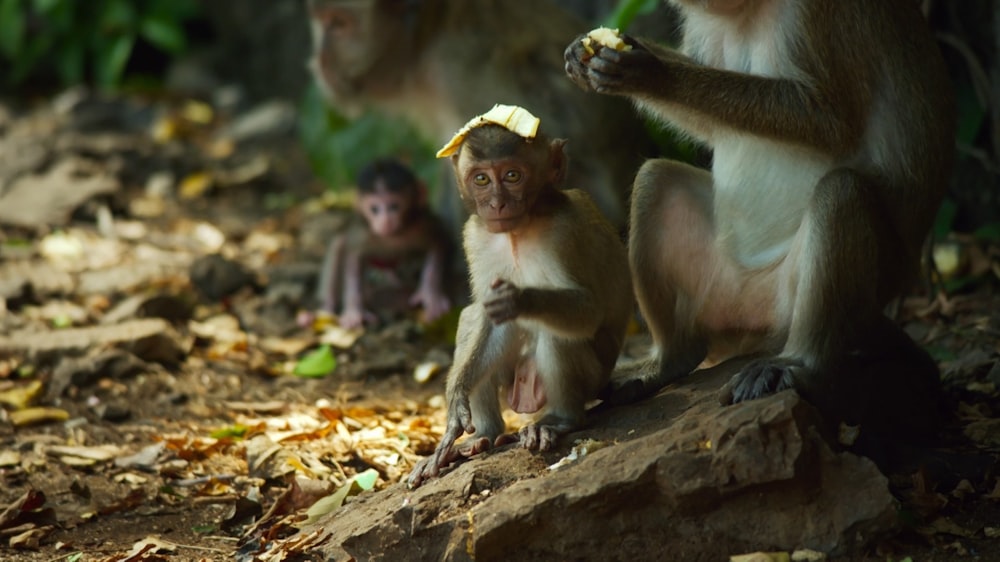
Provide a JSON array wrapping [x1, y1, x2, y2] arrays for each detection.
[[683, 1, 834, 268], [470, 227, 574, 293]]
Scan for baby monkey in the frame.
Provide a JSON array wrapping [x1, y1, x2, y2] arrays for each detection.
[[408, 106, 633, 488], [316, 158, 452, 329]]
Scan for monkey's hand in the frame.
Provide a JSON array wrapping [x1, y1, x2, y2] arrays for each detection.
[[564, 33, 664, 96], [484, 278, 523, 325], [407, 394, 477, 488], [410, 286, 452, 323], [338, 306, 376, 330]]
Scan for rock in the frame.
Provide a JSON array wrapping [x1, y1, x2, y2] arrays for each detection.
[[301, 365, 897, 561], [190, 254, 257, 301], [234, 294, 300, 338], [48, 349, 153, 398], [100, 293, 194, 325]]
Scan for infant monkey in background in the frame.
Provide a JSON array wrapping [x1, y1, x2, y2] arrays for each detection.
[[408, 105, 633, 488], [315, 158, 453, 329]]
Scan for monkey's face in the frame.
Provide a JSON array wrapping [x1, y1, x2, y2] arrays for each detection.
[[457, 156, 538, 234], [358, 188, 413, 238], [307, 0, 402, 97]]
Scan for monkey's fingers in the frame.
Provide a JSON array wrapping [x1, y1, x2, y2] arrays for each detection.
[[407, 456, 436, 488], [518, 424, 560, 451], [494, 433, 518, 447], [338, 309, 364, 329], [723, 358, 798, 404], [489, 277, 514, 290], [483, 300, 517, 325], [410, 290, 451, 321], [564, 38, 598, 91]]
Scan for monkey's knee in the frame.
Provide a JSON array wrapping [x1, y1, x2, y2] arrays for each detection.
[[631, 159, 711, 221]]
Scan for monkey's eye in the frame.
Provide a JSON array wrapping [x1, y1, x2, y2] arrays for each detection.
[[473, 174, 490, 187], [504, 170, 522, 183], [369, 205, 380, 215], [388, 203, 400, 213]]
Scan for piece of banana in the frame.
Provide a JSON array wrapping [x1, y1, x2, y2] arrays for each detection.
[[436, 104, 541, 158], [582, 27, 631, 57]]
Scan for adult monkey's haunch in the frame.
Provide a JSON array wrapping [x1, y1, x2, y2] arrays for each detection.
[[408, 106, 632, 488], [565, 2, 954, 425]]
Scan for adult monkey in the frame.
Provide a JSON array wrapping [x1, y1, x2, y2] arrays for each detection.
[[564, 2, 954, 424], [306, 0, 651, 231]]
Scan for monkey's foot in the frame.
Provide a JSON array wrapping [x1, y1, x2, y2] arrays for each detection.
[[517, 423, 562, 451], [720, 357, 802, 405], [598, 356, 680, 408], [406, 435, 496, 488]]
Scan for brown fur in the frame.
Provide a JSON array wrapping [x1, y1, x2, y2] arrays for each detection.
[[408, 126, 633, 487]]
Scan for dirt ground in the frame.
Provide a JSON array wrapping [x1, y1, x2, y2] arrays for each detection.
[[1, 93, 999, 562]]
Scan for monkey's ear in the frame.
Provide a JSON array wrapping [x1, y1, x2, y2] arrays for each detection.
[[549, 138, 569, 185]]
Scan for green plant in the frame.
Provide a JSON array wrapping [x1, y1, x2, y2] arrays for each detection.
[[603, 0, 660, 29], [0, 0, 199, 89], [298, 83, 440, 193]]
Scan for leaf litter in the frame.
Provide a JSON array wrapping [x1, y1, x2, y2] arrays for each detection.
[[0, 86, 998, 562]]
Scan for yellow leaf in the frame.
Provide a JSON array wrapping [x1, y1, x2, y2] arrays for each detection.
[[182, 100, 214, 124], [179, 172, 213, 200], [0, 380, 44, 410], [9, 407, 70, 427]]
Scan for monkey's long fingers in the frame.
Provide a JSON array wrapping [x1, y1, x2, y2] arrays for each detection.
[[518, 424, 560, 451], [407, 457, 436, 488], [484, 300, 517, 325], [564, 36, 600, 92]]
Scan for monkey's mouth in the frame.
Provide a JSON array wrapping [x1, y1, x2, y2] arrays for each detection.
[[483, 216, 525, 233]]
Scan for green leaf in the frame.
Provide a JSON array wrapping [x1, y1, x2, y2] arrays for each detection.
[[955, 84, 986, 147], [294, 345, 337, 378], [298, 83, 439, 195], [94, 32, 135, 89], [31, 0, 63, 13], [301, 469, 380, 525], [932, 198, 957, 240], [139, 16, 186, 53], [973, 222, 1000, 243], [353, 468, 379, 491], [210, 424, 248, 439], [145, 0, 199, 21], [99, 0, 137, 33], [603, 0, 660, 30], [925, 345, 958, 363], [0, 0, 26, 59], [54, 39, 85, 86]]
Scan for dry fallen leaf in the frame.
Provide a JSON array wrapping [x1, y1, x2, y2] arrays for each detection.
[[0, 380, 44, 410], [9, 407, 70, 427], [730, 552, 791, 562]]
